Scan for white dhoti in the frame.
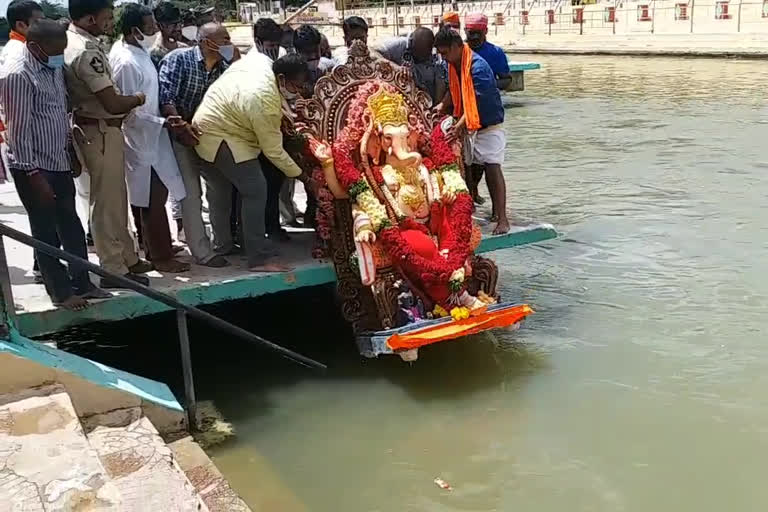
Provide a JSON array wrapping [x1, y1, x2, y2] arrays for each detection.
[[467, 124, 506, 166]]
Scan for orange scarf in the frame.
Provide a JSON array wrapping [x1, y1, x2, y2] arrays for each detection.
[[448, 44, 481, 131], [9, 31, 25, 43]]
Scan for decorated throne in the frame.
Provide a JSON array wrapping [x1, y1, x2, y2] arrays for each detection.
[[293, 42, 532, 360]]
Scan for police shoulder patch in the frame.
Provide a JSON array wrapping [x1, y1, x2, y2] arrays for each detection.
[[89, 55, 105, 74]]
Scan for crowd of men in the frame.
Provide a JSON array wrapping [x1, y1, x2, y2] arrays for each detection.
[[0, 0, 511, 311]]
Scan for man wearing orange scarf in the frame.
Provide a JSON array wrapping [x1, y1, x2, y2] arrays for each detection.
[[0, 0, 44, 69], [435, 27, 510, 234], [0, 0, 45, 180]]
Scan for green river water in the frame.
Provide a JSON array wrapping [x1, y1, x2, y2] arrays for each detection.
[[60, 54, 768, 511]]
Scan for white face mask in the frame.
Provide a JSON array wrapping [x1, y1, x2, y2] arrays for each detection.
[[181, 25, 198, 41], [280, 86, 299, 101], [136, 29, 159, 50]]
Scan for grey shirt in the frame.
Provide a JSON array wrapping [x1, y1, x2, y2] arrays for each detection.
[[374, 36, 447, 104]]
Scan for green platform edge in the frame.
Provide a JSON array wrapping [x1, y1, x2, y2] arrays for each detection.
[[0, 330, 182, 411], [508, 61, 541, 72], [17, 225, 557, 338]]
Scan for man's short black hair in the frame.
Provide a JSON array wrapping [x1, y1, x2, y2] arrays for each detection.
[[27, 18, 66, 43], [254, 17, 282, 43], [342, 16, 368, 34], [434, 26, 463, 48], [153, 2, 180, 24], [69, 0, 113, 21], [116, 3, 151, 36], [7, 0, 42, 30], [293, 24, 320, 52], [273, 53, 308, 80]]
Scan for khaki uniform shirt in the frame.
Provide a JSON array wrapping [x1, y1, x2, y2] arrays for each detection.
[[64, 24, 121, 119]]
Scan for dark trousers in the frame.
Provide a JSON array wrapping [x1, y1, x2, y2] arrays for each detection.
[[259, 154, 285, 234], [230, 187, 241, 244], [131, 169, 174, 262], [11, 169, 91, 303]]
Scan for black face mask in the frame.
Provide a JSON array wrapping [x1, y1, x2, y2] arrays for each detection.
[[256, 40, 280, 60], [466, 32, 484, 47]]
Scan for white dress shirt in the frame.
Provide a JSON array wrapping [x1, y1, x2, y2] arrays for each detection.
[[108, 39, 186, 208]]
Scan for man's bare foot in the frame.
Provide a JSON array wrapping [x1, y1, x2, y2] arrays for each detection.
[[81, 286, 112, 300], [55, 296, 89, 311], [248, 262, 294, 273], [493, 218, 511, 235], [153, 259, 191, 273]]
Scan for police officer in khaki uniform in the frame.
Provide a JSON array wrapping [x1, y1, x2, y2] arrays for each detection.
[[64, 0, 152, 287]]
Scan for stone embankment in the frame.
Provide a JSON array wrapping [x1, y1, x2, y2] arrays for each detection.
[[0, 384, 250, 512]]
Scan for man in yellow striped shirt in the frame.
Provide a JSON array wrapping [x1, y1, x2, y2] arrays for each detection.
[[192, 51, 316, 272]]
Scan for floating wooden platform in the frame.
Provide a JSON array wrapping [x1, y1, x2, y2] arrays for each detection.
[[0, 184, 556, 338]]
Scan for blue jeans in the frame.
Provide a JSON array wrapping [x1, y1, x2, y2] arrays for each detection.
[[11, 169, 93, 303]]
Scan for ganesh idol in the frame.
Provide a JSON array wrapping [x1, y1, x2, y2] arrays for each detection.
[[308, 83, 494, 318], [288, 42, 535, 360]]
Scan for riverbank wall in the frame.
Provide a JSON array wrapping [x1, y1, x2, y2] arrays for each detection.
[[239, 0, 768, 57]]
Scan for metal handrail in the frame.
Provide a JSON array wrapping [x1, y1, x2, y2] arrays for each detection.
[[0, 223, 326, 429]]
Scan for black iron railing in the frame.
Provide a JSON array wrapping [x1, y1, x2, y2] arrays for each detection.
[[0, 223, 326, 429]]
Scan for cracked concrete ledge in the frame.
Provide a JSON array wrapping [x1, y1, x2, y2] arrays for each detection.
[[88, 410, 208, 512], [169, 436, 252, 512], [0, 384, 122, 511]]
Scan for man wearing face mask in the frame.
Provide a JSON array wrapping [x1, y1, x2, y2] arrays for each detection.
[[0, 19, 110, 310], [0, 1, 47, 276], [179, 19, 198, 46], [327, 16, 368, 70], [109, 3, 189, 273], [191, 51, 318, 272], [252, 17, 285, 62], [64, 0, 153, 288], [157, 22, 234, 268], [150, 1, 185, 242], [253, 17, 297, 236]]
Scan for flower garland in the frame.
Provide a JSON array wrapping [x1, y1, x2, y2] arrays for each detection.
[[322, 82, 476, 306], [313, 166, 335, 241]]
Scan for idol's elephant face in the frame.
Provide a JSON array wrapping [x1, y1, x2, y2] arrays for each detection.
[[380, 124, 422, 168]]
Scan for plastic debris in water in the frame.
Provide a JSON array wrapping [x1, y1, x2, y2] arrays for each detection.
[[433, 477, 452, 491]]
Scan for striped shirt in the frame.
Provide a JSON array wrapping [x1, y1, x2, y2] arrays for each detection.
[[0, 48, 70, 173], [158, 46, 229, 122]]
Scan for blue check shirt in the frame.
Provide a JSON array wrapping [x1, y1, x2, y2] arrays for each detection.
[[158, 46, 229, 122]]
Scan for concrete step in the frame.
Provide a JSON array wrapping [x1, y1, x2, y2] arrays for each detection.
[[0, 384, 121, 511], [86, 407, 209, 512], [169, 436, 252, 512]]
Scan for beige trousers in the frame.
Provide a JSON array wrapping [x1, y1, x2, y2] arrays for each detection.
[[75, 122, 138, 275]]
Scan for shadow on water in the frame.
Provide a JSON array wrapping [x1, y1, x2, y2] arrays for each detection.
[[50, 284, 548, 419]]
